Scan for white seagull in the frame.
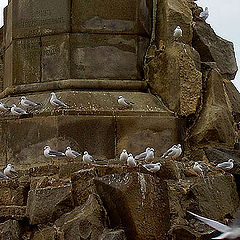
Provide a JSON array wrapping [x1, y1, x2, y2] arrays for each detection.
[[82, 151, 96, 166], [127, 154, 137, 168], [0, 102, 10, 113], [161, 144, 182, 160], [145, 148, 155, 162], [173, 26, 182, 40], [20, 96, 41, 109], [199, 7, 209, 20], [142, 162, 161, 173], [4, 164, 17, 178], [50, 92, 69, 109], [216, 159, 234, 170], [120, 149, 128, 163], [65, 146, 81, 159], [135, 147, 150, 160], [193, 162, 204, 176], [43, 146, 65, 158], [118, 96, 134, 108], [11, 104, 28, 116], [188, 210, 240, 239]]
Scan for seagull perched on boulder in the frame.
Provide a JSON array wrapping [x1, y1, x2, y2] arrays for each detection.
[[0, 102, 10, 113], [145, 148, 155, 162], [216, 159, 234, 170], [173, 26, 182, 40], [142, 162, 161, 174], [135, 147, 150, 160], [65, 147, 81, 159], [193, 162, 204, 176], [127, 154, 137, 168], [82, 151, 96, 167], [199, 7, 209, 20], [161, 144, 182, 160], [117, 96, 134, 109], [120, 149, 128, 164], [4, 164, 17, 178], [43, 146, 65, 158], [20, 96, 41, 110], [188, 210, 240, 239], [50, 92, 69, 109], [11, 104, 28, 116]]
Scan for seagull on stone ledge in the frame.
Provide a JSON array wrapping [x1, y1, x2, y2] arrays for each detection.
[[4, 164, 17, 178], [65, 146, 81, 159], [0, 102, 10, 113], [44, 146, 65, 158], [199, 7, 209, 20], [135, 147, 150, 160], [120, 149, 128, 164], [173, 26, 182, 40], [11, 104, 28, 116], [118, 96, 134, 109], [20, 96, 41, 110], [50, 92, 69, 109], [142, 162, 161, 173]]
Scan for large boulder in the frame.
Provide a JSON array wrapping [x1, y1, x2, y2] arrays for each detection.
[[95, 172, 170, 240], [26, 184, 74, 225], [188, 69, 235, 147], [55, 194, 108, 240], [193, 21, 238, 80], [146, 42, 202, 116], [0, 220, 21, 240]]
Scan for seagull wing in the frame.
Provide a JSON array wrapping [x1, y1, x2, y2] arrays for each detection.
[[188, 211, 231, 233], [89, 155, 96, 162], [123, 98, 134, 105], [217, 162, 231, 168], [14, 107, 26, 114], [143, 164, 155, 170], [24, 99, 37, 106], [0, 171, 8, 178], [162, 148, 175, 158], [49, 150, 65, 157], [72, 150, 81, 157], [135, 152, 147, 160], [53, 98, 69, 107]]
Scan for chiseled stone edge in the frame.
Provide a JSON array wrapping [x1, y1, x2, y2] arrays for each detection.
[[0, 79, 147, 99]]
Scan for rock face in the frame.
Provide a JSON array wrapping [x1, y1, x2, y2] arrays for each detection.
[[0, 0, 240, 240]]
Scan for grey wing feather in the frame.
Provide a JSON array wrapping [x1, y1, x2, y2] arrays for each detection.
[[15, 108, 26, 114], [123, 98, 134, 105], [188, 211, 231, 233], [90, 155, 95, 162], [0, 172, 8, 178], [3, 103, 10, 109], [53, 99, 68, 107], [217, 162, 230, 168], [162, 149, 174, 158], [49, 150, 65, 156], [10, 169, 17, 174], [72, 150, 81, 156], [135, 152, 147, 160], [25, 99, 37, 106], [143, 164, 155, 170]]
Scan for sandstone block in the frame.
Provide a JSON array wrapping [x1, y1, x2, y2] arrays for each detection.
[[193, 21, 238, 80], [70, 33, 149, 79], [12, 0, 70, 39], [95, 172, 170, 240], [0, 220, 21, 240], [72, 0, 152, 35], [42, 34, 70, 82], [3, 1, 12, 48], [27, 184, 74, 225], [189, 69, 235, 147], [55, 194, 108, 240], [71, 168, 98, 206]]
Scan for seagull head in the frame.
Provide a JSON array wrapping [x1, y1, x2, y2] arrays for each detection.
[[194, 162, 199, 167], [21, 96, 26, 100], [177, 144, 181, 148], [145, 147, 150, 152], [128, 153, 133, 157], [122, 149, 127, 153], [84, 151, 88, 155], [205, 7, 208, 11], [118, 96, 123, 100], [0, 102, 2, 104], [156, 162, 162, 166], [229, 159, 234, 163], [6, 163, 13, 168], [44, 146, 51, 150], [150, 148, 155, 152], [11, 104, 16, 107], [51, 92, 56, 97], [66, 146, 71, 150], [176, 26, 181, 29]]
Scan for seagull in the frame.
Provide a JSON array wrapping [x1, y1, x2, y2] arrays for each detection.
[[11, 104, 28, 116], [142, 162, 161, 173], [193, 162, 204, 176], [120, 149, 128, 163], [117, 96, 134, 108], [188, 210, 240, 239], [145, 148, 155, 162], [4, 164, 17, 178], [20, 96, 41, 110], [199, 7, 209, 20], [216, 159, 234, 170], [43, 146, 65, 158], [161, 144, 182, 160], [135, 147, 150, 160], [82, 151, 96, 166], [65, 146, 81, 159], [0, 102, 10, 113], [127, 154, 137, 168], [50, 92, 69, 109], [173, 26, 182, 40]]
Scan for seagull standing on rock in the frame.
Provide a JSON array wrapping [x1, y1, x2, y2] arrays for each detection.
[[142, 162, 161, 174], [50, 92, 69, 109], [199, 7, 209, 20], [161, 144, 182, 160], [65, 147, 81, 159], [120, 149, 128, 164], [127, 154, 137, 168], [44, 146, 65, 158], [145, 148, 155, 162], [188, 210, 240, 239], [117, 96, 134, 109], [82, 151, 95, 167], [135, 147, 150, 160], [193, 162, 204, 176], [173, 26, 182, 40], [20, 96, 41, 110], [11, 104, 28, 116], [4, 164, 17, 178]]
